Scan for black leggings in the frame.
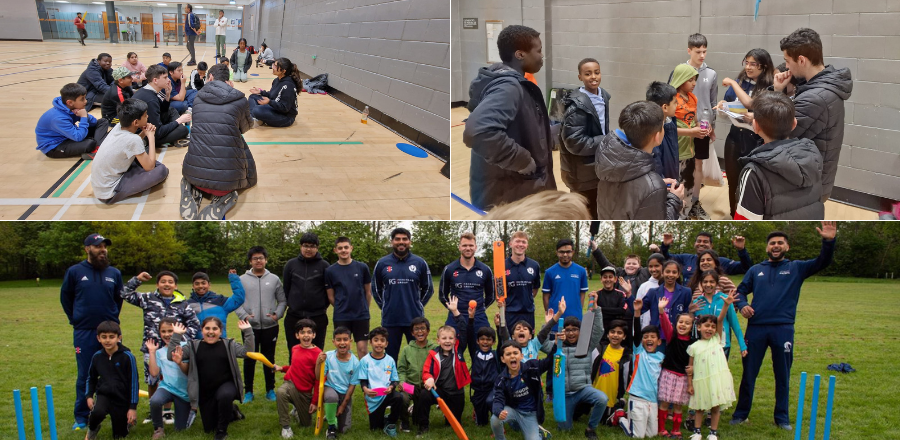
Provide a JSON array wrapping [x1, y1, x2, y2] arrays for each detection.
[[724, 126, 763, 218], [44, 118, 110, 158], [414, 388, 464, 430], [198, 381, 238, 435], [369, 391, 404, 430], [88, 395, 129, 439], [243, 325, 279, 392]]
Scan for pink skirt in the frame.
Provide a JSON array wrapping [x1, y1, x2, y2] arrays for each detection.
[[658, 368, 691, 405]]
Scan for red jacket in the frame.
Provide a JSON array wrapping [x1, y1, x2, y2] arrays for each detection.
[[422, 339, 471, 390], [279, 344, 322, 403]]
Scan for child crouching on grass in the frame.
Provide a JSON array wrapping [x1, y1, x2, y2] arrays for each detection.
[[85, 321, 138, 440], [491, 340, 555, 440], [687, 296, 737, 440], [147, 318, 192, 438], [357, 326, 407, 437], [273, 319, 321, 439], [169, 318, 253, 440], [316, 326, 360, 439]]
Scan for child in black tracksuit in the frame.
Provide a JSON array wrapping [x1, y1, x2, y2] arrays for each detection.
[[464, 307, 510, 426], [86, 321, 139, 439]]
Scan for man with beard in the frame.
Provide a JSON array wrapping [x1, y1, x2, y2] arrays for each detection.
[[439, 232, 494, 361], [60, 233, 125, 431], [373, 227, 434, 361], [655, 231, 753, 283], [502, 231, 541, 333], [730, 222, 836, 431], [283, 233, 331, 354]]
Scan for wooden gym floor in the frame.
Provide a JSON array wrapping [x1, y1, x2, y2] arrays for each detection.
[[0, 41, 449, 220], [451, 107, 877, 220]]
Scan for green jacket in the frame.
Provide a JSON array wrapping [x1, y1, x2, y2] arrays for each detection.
[[397, 339, 438, 386]]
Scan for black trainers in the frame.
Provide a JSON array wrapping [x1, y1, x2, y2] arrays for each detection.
[[584, 428, 598, 439], [399, 420, 410, 433], [326, 425, 337, 439], [232, 404, 244, 421]]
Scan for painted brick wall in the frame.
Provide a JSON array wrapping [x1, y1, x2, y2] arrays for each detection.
[[252, 0, 450, 145], [455, 0, 900, 203]]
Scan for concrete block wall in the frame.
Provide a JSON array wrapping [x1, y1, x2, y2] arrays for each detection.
[[253, 0, 450, 146], [455, 0, 900, 204]]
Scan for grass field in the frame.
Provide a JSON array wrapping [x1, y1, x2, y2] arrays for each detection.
[[1, 275, 898, 440]]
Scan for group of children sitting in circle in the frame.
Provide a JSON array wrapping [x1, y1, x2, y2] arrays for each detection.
[[33, 42, 295, 218]]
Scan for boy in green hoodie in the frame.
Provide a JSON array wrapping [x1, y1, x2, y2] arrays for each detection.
[[669, 64, 709, 219], [396, 316, 437, 432]]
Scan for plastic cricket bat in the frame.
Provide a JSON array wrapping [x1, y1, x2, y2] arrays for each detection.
[[552, 320, 567, 422], [139, 390, 149, 398], [430, 388, 469, 440], [371, 387, 391, 396], [586, 221, 601, 257], [246, 351, 275, 368], [492, 240, 507, 304], [315, 362, 325, 435], [575, 298, 595, 357]]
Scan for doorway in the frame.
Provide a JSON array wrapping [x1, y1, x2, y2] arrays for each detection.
[[141, 13, 153, 41], [162, 13, 176, 42]]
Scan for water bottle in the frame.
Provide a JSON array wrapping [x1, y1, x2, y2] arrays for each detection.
[[361, 105, 369, 124], [699, 108, 710, 132], [185, 107, 192, 135]]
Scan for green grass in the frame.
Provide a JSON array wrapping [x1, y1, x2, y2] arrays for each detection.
[[1, 276, 898, 440]]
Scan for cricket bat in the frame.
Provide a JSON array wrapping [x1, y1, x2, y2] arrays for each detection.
[[552, 320, 567, 422], [575, 297, 595, 357], [246, 351, 275, 368], [586, 221, 601, 257], [430, 388, 469, 440], [492, 240, 507, 304], [314, 362, 325, 435]]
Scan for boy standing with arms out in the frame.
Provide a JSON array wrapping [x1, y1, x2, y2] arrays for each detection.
[[594, 102, 684, 219], [185, 270, 246, 338], [560, 58, 612, 218], [734, 91, 824, 219], [670, 34, 717, 219], [273, 319, 322, 439], [326, 236, 372, 358], [357, 327, 406, 437], [316, 327, 360, 439], [619, 298, 666, 438], [35, 83, 110, 159], [85, 321, 138, 440], [463, 25, 554, 210], [775, 28, 852, 202]]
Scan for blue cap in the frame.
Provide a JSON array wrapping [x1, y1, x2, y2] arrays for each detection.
[[84, 233, 111, 246]]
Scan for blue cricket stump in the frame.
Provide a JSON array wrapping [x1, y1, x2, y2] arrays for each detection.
[[14, 389, 26, 440], [795, 372, 806, 440], [795, 372, 836, 440], [30, 387, 42, 440], [45, 385, 58, 440], [13, 385, 57, 440], [823, 375, 836, 440], [809, 374, 821, 440]]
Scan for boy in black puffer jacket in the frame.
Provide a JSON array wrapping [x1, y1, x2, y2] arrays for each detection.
[[594, 102, 684, 220], [734, 91, 824, 220], [560, 58, 611, 219]]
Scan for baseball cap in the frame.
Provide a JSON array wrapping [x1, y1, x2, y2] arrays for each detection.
[[84, 233, 112, 246]]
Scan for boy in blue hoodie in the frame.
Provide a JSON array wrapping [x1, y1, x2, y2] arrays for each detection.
[[491, 340, 554, 440], [184, 270, 246, 338], [35, 83, 110, 159], [646, 81, 680, 180]]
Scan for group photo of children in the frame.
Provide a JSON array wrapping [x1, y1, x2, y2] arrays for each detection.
[[18, 219, 879, 440]]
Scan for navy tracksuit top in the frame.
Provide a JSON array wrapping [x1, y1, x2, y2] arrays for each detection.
[[61, 261, 124, 330], [372, 252, 434, 327]]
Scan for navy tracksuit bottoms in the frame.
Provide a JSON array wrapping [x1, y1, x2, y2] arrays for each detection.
[[732, 324, 795, 425]]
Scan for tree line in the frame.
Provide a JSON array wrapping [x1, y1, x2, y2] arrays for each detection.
[[0, 221, 896, 281]]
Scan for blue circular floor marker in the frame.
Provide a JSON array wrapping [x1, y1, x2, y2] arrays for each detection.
[[250, 73, 259, 76], [396, 143, 428, 158]]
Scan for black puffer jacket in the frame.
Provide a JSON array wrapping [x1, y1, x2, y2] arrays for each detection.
[[77, 59, 113, 107], [738, 138, 824, 219], [594, 131, 682, 220], [790, 65, 852, 202], [183, 80, 256, 192], [560, 88, 610, 192], [463, 63, 555, 210]]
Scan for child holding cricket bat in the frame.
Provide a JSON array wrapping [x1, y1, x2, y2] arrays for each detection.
[[537, 294, 606, 438], [416, 296, 470, 437], [397, 316, 437, 432], [315, 326, 360, 439], [272, 319, 322, 439]]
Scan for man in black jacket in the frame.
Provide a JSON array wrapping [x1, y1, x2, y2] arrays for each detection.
[[132, 65, 191, 146], [181, 63, 256, 221], [775, 28, 852, 202], [76, 53, 114, 109], [283, 232, 331, 354], [463, 25, 554, 211]]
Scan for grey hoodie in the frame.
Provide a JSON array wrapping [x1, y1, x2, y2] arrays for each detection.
[[594, 131, 682, 220], [790, 65, 853, 202], [236, 269, 287, 329]]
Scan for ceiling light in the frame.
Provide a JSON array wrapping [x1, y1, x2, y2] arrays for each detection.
[[92, 1, 103, 4], [238, 6, 243, 9], [57, 1, 68, 3], [157, 3, 167, 5], [196, 4, 203, 8]]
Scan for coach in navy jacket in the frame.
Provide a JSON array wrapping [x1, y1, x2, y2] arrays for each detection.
[[439, 245, 494, 361], [731, 223, 836, 429], [659, 232, 753, 283], [373, 228, 434, 361], [60, 233, 124, 429]]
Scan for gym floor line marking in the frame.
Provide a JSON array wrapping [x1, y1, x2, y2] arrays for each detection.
[[246, 141, 364, 145], [17, 159, 85, 219], [131, 146, 169, 220], [52, 160, 91, 197], [52, 169, 94, 220]]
